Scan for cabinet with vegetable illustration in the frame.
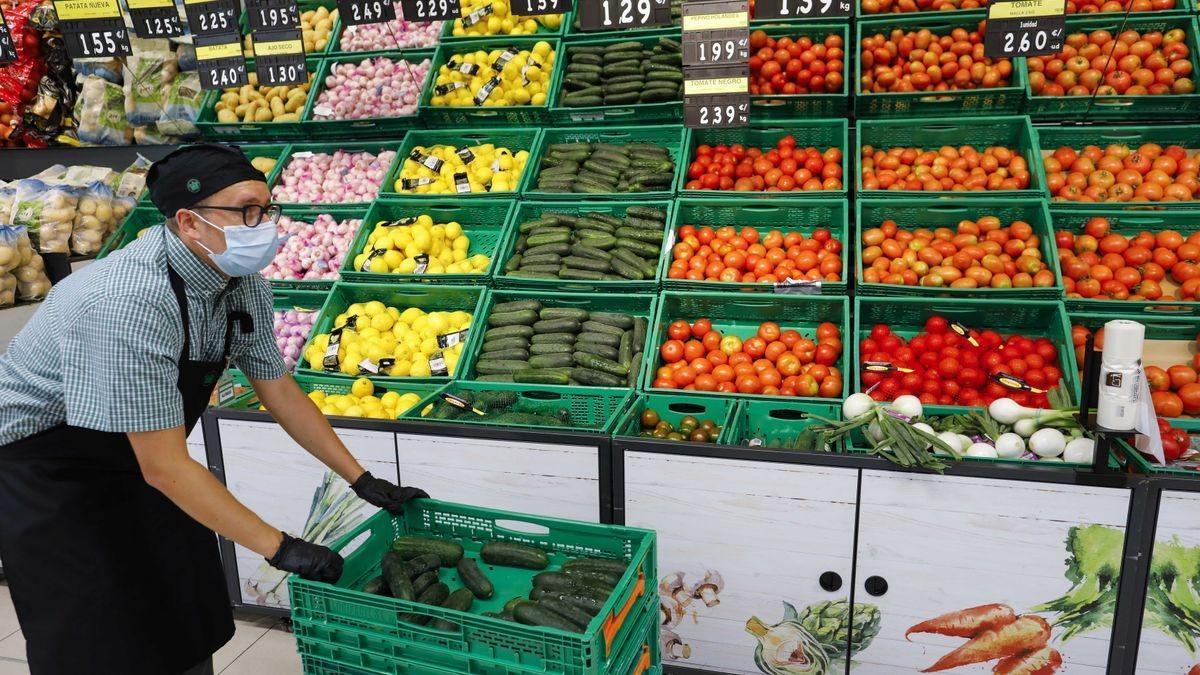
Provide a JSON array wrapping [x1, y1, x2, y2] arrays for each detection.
[[1136, 489, 1200, 674]]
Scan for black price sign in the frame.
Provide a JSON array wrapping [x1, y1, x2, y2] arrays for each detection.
[[339, 0, 396, 24], [576, 0, 672, 32], [129, 6, 185, 38], [252, 28, 307, 85], [754, 0, 850, 20], [683, 64, 748, 128], [0, 9, 16, 65], [396, 0, 458, 23], [984, 0, 1065, 57], [681, 0, 747, 67], [246, 0, 299, 31], [185, 0, 239, 36], [195, 33, 248, 90], [53, 0, 131, 59], [511, 0, 571, 16]]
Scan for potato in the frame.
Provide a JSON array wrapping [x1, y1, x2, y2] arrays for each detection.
[[253, 106, 273, 122]]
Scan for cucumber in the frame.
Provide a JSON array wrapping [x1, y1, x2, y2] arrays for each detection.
[[532, 572, 610, 600], [610, 258, 644, 280], [482, 336, 530, 353], [477, 373, 515, 383], [488, 309, 538, 327], [574, 351, 629, 376], [579, 234, 616, 250], [562, 567, 621, 589], [605, 73, 645, 85], [575, 341, 619, 360], [520, 254, 563, 267], [615, 238, 661, 258], [581, 320, 625, 337], [540, 307, 589, 322], [640, 89, 679, 103], [565, 557, 630, 575], [514, 603, 583, 633], [412, 570, 439, 596], [529, 588, 605, 616], [405, 553, 443, 578], [563, 94, 602, 107], [517, 264, 563, 274], [430, 588, 475, 631], [626, 205, 667, 221], [475, 359, 527, 375], [615, 227, 664, 243], [362, 575, 389, 596], [570, 244, 612, 261], [504, 255, 522, 272], [493, 299, 543, 314], [524, 242, 571, 257], [481, 348, 529, 362], [529, 353, 574, 369], [603, 51, 644, 63], [393, 537, 464, 567], [582, 160, 621, 178], [506, 270, 559, 279], [402, 582, 449, 625], [513, 368, 571, 385], [576, 331, 621, 347], [484, 325, 534, 341], [605, 41, 644, 52], [504, 596, 528, 613], [531, 332, 576, 345], [480, 541, 551, 570], [562, 256, 610, 272], [570, 367, 624, 387], [618, 331, 633, 365], [603, 92, 641, 105], [571, 52, 602, 64], [533, 318, 582, 334], [529, 342, 574, 355], [382, 552, 415, 600], [612, 247, 649, 268], [539, 597, 594, 629], [527, 231, 572, 247], [560, 268, 605, 281], [628, 353, 641, 387], [632, 317, 648, 349]]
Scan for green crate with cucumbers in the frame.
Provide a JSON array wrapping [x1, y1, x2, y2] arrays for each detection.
[[723, 399, 843, 451], [287, 500, 657, 675], [548, 34, 684, 125], [405, 381, 634, 433], [526, 125, 686, 200]]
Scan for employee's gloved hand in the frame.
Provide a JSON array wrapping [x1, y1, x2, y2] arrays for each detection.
[[267, 532, 343, 583], [351, 471, 429, 515]]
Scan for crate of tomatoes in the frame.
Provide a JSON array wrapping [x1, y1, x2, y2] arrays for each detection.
[[678, 121, 847, 196], [659, 198, 848, 294], [747, 23, 850, 120], [644, 291, 850, 402], [857, 0, 1194, 19], [857, 198, 1062, 299], [1024, 15, 1200, 120], [1051, 208, 1200, 314], [1037, 124, 1200, 206], [856, 15, 1027, 118]]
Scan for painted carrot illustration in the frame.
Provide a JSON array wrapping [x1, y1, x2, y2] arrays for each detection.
[[922, 615, 1052, 673], [1188, 665, 1199, 675], [906, 604, 1019, 640], [992, 646, 1063, 675]]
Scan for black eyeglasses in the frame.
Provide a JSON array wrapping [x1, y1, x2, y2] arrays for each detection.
[[195, 203, 282, 228]]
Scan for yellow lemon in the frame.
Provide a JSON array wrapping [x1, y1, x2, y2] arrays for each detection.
[[370, 313, 394, 332], [351, 377, 374, 398]]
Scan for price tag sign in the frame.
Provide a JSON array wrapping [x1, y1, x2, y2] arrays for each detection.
[[754, 0, 850, 20], [395, 0, 458, 23], [184, 0, 239, 36], [127, 0, 185, 38], [683, 64, 749, 128], [0, 9, 17, 65], [252, 28, 307, 85], [54, 0, 132, 59], [984, 0, 1066, 57], [576, 0, 672, 32], [681, 0, 748, 67], [195, 32, 248, 90], [246, 0, 299, 31], [511, 0, 571, 16]]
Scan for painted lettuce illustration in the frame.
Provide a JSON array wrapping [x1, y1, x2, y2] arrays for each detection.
[[1144, 535, 1200, 655], [746, 600, 881, 675], [1033, 523, 1125, 642]]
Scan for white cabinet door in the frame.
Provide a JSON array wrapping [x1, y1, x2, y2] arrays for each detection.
[[187, 423, 206, 465], [394, 432, 601, 523], [1136, 489, 1200, 674], [623, 452, 860, 675], [855, 470, 1132, 674], [218, 419, 396, 609]]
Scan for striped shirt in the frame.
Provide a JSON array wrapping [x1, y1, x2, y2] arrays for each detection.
[[0, 225, 286, 445]]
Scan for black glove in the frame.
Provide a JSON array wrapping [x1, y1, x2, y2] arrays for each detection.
[[267, 532, 343, 583], [351, 471, 429, 515]]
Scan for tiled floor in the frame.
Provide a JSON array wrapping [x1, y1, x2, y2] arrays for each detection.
[[0, 582, 303, 674]]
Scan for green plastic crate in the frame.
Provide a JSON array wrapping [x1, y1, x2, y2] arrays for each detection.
[[340, 198, 517, 285], [383, 127, 544, 200], [267, 205, 368, 291], [295, 281, 487, 384], [723, 399, 842, 449], [644, 291, 852, 403], [288, 501, 656, 675], [96, 206, 164, 260], [226, 372, 437, 415], [525, 125, 686, 201], [1036, 124, 1200, 208], [612, 392, 740, 441], [268, 287, 330, 374], [421, 37, 564, 126], [493, 200, 673, 293], [302, 50, 435, 139], [1117, 418, 1200, 476], [270, 141, 403, 206], [747, 23, 851, 120], [547, 33, 684, 125], [659, 198, 849, 294], [855, 12, 1028, 118], [1023, 14, 1200, 120], [853, 296, 1081, 409], [440, 4, 568, 42], [1049, 207, 1200, 315], [856, 198, 1062, 299], [676, 121, 848, 198], [327, 14, 444, 55], [405, 381, 636, 432], [456, 288, 659, 388], [239, 0, 340, 56], [855, 115, 1047, 199], [194, 57, 323, 141]]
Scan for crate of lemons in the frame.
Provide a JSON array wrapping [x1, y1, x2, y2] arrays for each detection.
[[307, 378, 424, 420], [429, 40, 556, 109], [448, 0, 562, 38], [392, 142, 529, 195], [350, 216, 491, 276], [302, 300, 473, 379]]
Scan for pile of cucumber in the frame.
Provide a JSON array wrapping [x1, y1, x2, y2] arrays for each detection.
[[534, 142, 676, 194], [475, 298, 647, 387], [560, 38, 682, 108], [503, 207, 667, 282], [499, 557, 631, 632], [423, 389, 576, 427]]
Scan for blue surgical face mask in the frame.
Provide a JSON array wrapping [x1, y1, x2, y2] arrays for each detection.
[[189, 210, 283, 277]]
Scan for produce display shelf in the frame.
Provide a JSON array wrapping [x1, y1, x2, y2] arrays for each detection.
[[493, 199, 674, 293], [383, 127, 545, 200], [524, 125, 687, 201], [611, 392, 742, 442], [1049, 208, 1200, 316], [223, 372, 438, 412], [1022, 14, 1200, 121], [547, 33, 685, 126], [267, 204, 369, 291], [854, 12, 1027, 118], [405, 381, 636, 432], [194, 57, 324, 142], [659, 198, 850, 295], [420, 37, 565, 127], [269, 140, 405, 207], [722, 398, 843, 449], [301, 50, 436, 139], [855, 198, 1063, 299], [676, 120, 849, 198], [747, 22, 852, 120], [855, 115, 1048, 200], [288, 501, 656, 675], [643, 291, 852, 403], [341, 198, 518, 285]]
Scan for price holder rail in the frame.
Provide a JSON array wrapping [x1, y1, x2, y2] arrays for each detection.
[[681, 0, 749, 68], [984, 0, 1066, 58], [683, 63, 749, 127], [52, 0, 131, 59], [195, 31, 249, 90], [575, 0, 672, 32], [252, 28, 308, 86], [0, 8, 17, 65], [126, 0, 184, 38]]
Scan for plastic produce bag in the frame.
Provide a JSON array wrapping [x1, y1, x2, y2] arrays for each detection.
[[0, 183, 14, 224], [0, 225, 25, 274], [15, 250, 50, 301], [125, 49, 177, 126], [74, 75, 130, 146], [0, 273, 15, 308], [12, 179, 76, 253], [71, 58, 122, 84], [70, 180, 117, 255], [157, 71, 201, 139], [115, 155, 152, 200]]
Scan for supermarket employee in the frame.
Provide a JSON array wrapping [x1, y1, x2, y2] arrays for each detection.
[[0, 143, 427, 675]]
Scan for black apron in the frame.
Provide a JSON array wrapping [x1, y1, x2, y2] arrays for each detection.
[[0, 265, 240, 675]]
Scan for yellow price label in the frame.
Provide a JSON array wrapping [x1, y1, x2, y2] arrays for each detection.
[[988, 0, 1065, 19], [196, 40, 242, 61], [126, 0, 175, 9], [682, 10, 747, 30], [684, 76, 747, 95], [254, 38, 304, 56], [53, 0, 121, 21]]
